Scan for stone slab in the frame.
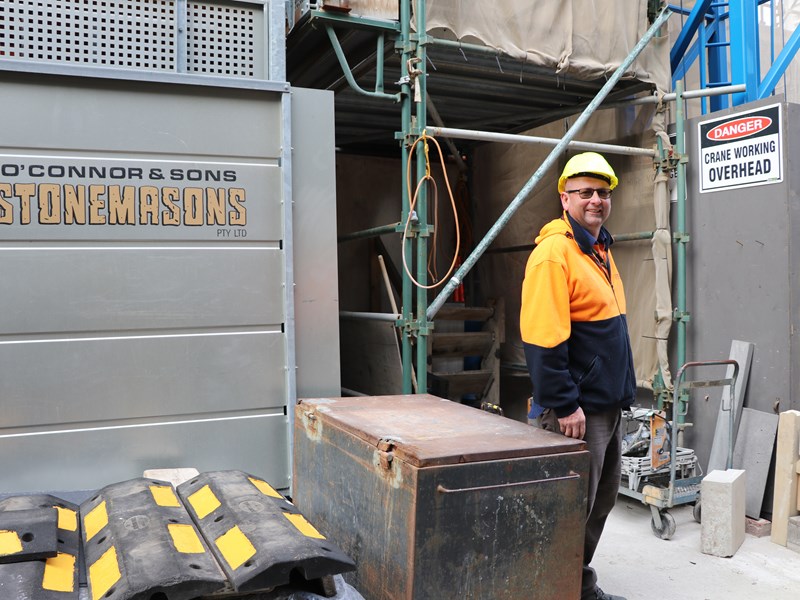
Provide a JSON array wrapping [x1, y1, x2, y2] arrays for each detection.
[[708, 341, 754, 472], [732, 408, 779, 518]]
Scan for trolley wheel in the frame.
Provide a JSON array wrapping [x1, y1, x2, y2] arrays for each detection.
[[651, 511, 676, 540], [693, 500, 702, 523]]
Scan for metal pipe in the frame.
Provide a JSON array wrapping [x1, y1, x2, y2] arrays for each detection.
[[338, 222, 400, 243], [426, 6, 673, 321], [613, 231, 656, 242], [427, 36, 507, 59], [485, 230, 655, 255], [376, 33, 385, 94], [613, 83, 746, 106], [428, 126, 656, 157], [310, 9, 401, 32], [400, 0, 414, 393], [340, 311, 401, 322], [414, 0, 429, 395], [676, 81, 688, 426], [325, 25, 401, 101]]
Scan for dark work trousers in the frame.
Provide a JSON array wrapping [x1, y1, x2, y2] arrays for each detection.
[[541, 408, 623, 600]]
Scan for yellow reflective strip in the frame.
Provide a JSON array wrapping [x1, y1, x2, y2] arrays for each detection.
[[215, 526, 256, 570], [0, 530, 23, 556], [168, 523, 206, 554], [248, 477, 282, 499], [42, 552, 76, 592], [84, 501, 108, 542], [284, 513, 326, 539], [56, 506, 78, 532], [89, 546, 121, 600], [188, 485, 221, 519], [150, 484, 181, 508]]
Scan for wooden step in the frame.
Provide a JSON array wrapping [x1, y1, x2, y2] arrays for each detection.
[[431, 332, 494, 357], [429, 369, 492, 398], [434, 304, 494, 322]]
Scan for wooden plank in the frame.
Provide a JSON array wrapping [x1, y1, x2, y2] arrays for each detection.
[[434, 304, 494, 322], [708, 340, 755, 472], [431, 332, 494, 357], [771, 410, 800, 546], [482, 297, 505, 409], [732, 408, 779, 518]]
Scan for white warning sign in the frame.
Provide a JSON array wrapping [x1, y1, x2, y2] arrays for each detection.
[[698, 103, 782, 193]]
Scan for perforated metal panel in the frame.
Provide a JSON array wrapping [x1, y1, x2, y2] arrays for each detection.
[[0, 0, 266, 77], [186, 1, 260, 78]]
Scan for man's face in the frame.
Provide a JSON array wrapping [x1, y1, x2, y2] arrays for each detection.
[[560, 175, 612, 238]]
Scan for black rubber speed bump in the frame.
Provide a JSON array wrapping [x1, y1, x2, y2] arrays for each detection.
[[177, 470, 355, 593], [80, 478, 228, 600], [0, 495, 81, 598], [0, 507, 58, 563]]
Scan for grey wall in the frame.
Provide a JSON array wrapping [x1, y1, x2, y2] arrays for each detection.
[[685, 97, 797, 469], [292, 87, 341, 399], [0, 69, 298, 493]]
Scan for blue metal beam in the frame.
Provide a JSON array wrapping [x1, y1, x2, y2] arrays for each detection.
[[670, 0, 714, 73], [758, 21, 800, 99], [728, 0, 760, 104], [672, 37, 701, 82], [706, 7, 730, 111]]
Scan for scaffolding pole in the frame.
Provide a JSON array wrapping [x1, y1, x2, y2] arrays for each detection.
[[399, 0, 415, 393], [428, 126, 657, 157], [414, 2, 430, 395]]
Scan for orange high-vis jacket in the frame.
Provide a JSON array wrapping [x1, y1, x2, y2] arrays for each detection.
[[520, 212, 635, 418]]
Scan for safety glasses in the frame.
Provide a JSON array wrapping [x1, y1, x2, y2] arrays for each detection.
[[565, 187, 612, 199]]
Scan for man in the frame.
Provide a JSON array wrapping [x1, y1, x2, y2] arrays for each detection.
[[520, 152, 635, 600]]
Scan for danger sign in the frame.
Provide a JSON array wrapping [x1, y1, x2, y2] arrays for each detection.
[[698, 104, 782, 193]]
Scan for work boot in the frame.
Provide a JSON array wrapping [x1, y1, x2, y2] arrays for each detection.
[[587, 587, 627, 600]]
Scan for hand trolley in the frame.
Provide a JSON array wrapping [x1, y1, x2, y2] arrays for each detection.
[[619, 360, 739, 539]]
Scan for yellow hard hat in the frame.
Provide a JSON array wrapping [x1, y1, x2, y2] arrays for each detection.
[[558, 152, 618, 192]]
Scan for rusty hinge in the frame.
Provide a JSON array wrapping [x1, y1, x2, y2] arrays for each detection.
[[376, 438, 395, 470]]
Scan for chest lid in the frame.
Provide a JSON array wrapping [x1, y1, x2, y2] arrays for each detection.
[[297, 394, 585, 468]]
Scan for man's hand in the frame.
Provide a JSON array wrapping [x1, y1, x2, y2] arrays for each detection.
[[557, 407, 586, 440]]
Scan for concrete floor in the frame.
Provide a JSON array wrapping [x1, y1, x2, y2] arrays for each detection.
[[593, 496, 800, 600]]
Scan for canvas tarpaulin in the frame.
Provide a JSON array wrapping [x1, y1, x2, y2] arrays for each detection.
[[418, 0, 671, 93]]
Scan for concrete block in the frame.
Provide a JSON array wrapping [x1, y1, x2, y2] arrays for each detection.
[[702, 469, 746, 557], [745, 517, 772, 538], [143, 467, 199, 488]]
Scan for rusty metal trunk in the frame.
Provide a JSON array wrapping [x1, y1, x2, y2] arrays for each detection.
[[293, 394, 589, 600]]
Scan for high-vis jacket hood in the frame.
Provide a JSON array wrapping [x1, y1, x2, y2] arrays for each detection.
[[521, 213, 635, 418]]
